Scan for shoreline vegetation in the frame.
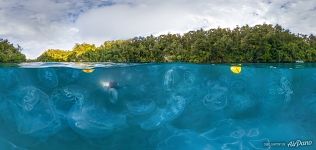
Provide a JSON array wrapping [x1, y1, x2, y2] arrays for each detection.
[[1, 24, 316, 63], [0, 39, 26, 63]]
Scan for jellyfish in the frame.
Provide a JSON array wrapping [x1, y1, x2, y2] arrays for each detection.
[[229, 79, 247, 92], [203, 84, 228, 111], [68, 101, 127, 138], [140, 95, 186, 130], [8, 86, 61, 137], [50, 86, 88, 118], [164, 69, 176, 90], [221, 128, 271, 150], [201, 119, 270, 150], [264, 75, 293, 115], [161, 95, 186, 121], [126, 100, 156, 116], [125, 99, 157, 126], [37, 68, 58, 88], [163, 67, 195, 92], [148, 125, 179, 147], [267, 70, 293, 103], [140, 109, 167, 130]]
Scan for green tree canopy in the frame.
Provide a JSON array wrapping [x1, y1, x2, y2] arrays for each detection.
[[37, 49, 71, 62], [37, 24, 316, 63], [0, 38, 26, 63]]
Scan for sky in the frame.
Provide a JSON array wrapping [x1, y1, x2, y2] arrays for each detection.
[[0, 0, 315, 59]]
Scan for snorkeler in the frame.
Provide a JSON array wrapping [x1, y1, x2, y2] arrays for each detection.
[[108, 81, 119, 89], [101, 81, 119, 103]]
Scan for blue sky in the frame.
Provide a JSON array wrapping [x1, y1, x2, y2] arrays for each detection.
[[0, 0, 315, 58]]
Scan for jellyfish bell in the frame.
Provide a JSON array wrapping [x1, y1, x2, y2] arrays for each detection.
[[227, 93, 258, 118], [37, 68, 58, 88], [68, 101, 127, 138], [50, 85, 89, 118], [140, 95, 186, 130], [124, 98, 157, 125], [163, 67, 195, 92], [203, 84, 228, 111], [126, 100, 156, 116], [8, 86, 62, 137], [201, 119, 270, 150], [229, 79, 247, 92], [262, 72, 293, 116]]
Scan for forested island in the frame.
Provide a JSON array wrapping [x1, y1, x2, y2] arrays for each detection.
[[0, 39, 26, 63], [1, 24, 316, 63]]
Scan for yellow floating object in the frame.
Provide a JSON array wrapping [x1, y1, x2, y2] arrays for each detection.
[[230, 65, 242, 74], [82, 68, 95, 73]]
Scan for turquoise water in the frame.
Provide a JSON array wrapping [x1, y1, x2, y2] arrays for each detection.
[[0, 63, 315, 150]]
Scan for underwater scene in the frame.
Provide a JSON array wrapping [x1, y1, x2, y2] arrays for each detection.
[[0, 63, 315, 150]]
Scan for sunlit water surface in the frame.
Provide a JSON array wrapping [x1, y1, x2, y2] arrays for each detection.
[[0, 63, 315, 150]]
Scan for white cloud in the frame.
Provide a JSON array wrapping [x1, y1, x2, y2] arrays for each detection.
[[0, 0, 315, 59]]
